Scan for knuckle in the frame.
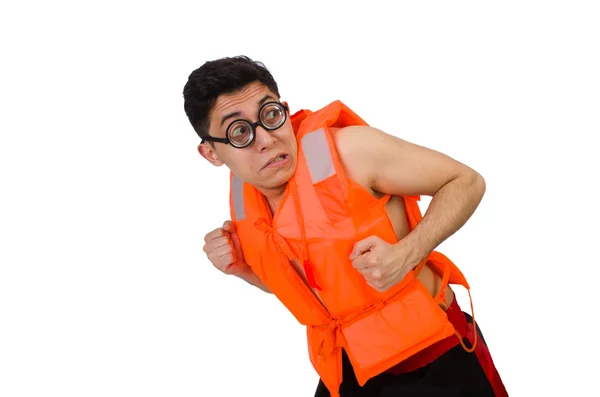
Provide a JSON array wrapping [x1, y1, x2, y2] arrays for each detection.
[[204, 229, 218, 243], [217, 258, 229, 269], [216, 265, 227, 273]]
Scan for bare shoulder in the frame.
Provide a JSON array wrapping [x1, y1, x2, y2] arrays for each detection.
[[330, 125, 397, 191], [329, 125, 380, 190]]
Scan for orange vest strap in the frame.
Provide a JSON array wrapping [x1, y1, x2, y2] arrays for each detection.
[[301, 128, 336, 184], [231, 174, 245, 221]]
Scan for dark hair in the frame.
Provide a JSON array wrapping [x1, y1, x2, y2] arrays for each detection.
[[182, 55, 281, 140]]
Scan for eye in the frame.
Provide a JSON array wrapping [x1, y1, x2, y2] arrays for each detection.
[[231, 125, 248, 138], [261, 104, 284, 127], [227, 121, 253, 146], [265, 109, 280, 120]]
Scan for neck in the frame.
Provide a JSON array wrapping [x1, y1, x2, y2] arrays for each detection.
[[260, 184, 288, 214]]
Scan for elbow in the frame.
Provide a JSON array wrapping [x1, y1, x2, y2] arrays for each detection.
[[471, 170, 486, 201], [455, 168, 486, 201]]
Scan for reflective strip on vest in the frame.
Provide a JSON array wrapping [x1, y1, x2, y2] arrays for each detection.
[[301, 128, 335, 184], [232, 174, 245, 221]]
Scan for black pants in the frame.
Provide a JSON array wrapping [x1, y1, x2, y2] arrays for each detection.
[[314, 314, 507, 397]]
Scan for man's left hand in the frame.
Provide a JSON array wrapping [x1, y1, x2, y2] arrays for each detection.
[[349, 235, 416, 292]]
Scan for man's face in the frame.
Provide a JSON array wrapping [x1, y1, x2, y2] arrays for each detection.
[[198, 82, 297, 193]]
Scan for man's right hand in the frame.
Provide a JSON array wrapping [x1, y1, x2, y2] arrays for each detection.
[[203, 220, 248, 277]]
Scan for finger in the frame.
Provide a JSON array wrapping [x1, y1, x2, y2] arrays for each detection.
[[222, 220, 236, 233], [229, 229, 244, 263], [217, 243, 236, 264], [204, 227, 225, 243], [370, 268, 383, 280], [352, 250, 385, 270], [349, 236, 378, 260], [203, 236, 231, 252], [221, 221, 245, 263], [224, 221, 241, 247], [210, 245, 235, 269], [360, 266, 383, 282], [351, 255, 372, 270]]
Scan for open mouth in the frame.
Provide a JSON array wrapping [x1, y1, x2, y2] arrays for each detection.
[[265, 153, 288, 168]]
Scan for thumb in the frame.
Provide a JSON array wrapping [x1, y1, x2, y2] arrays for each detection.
[[222, 220, 243, 263], [227, 223, 244, 264], [222, 220, 236, 233], [350, 236, 377, 260]]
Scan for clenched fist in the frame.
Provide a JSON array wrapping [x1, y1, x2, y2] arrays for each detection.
[[203, 220, 249, 277], [349, 235, 416, 292]]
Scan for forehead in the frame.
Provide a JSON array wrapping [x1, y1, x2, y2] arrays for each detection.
[[212, 82, 276, 117]]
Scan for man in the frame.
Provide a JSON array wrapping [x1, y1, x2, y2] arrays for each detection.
[[183, 55, 508, 396]]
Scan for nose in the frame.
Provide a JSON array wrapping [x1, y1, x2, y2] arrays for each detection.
[[254, 125, 276, 151]]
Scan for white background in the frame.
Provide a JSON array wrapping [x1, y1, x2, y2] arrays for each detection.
[[1, 1, 598, 396]]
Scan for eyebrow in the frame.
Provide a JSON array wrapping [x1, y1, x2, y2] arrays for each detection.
[[219, 94, 277, 127]]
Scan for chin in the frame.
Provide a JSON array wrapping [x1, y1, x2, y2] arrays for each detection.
[[267, 173, 293, 189]]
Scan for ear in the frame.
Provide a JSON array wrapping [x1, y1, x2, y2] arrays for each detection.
[[197, 142, 224, 167], [282, 101, 290, 113]]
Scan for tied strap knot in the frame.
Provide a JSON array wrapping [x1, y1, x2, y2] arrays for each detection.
[[319, 318, 347, 358], [318, 300, 388, 358], [254, 218, 296, 261]]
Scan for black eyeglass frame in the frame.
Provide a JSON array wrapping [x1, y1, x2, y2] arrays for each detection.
[[201, 101, 289, 149]]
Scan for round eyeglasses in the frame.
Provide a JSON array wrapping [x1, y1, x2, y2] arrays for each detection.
[[201, 101, 289, 149]]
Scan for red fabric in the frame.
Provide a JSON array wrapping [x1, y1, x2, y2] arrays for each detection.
[[466, 315, 509, 397], [386, 298, 508, 396]]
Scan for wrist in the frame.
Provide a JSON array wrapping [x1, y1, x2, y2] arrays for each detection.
[[233, 262, 253, 281], [396, 231, 431, 268], [235, 264, 272, 293]]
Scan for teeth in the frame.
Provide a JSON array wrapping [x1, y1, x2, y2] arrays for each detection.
[[273, 156, 283, 162]]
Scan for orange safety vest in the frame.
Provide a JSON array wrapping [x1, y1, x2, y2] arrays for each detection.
[[229, 100, 476, 397]]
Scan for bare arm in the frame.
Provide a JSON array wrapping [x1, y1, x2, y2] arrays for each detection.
[[237, 267, 272, 293], [335, 125, 486, 264]]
